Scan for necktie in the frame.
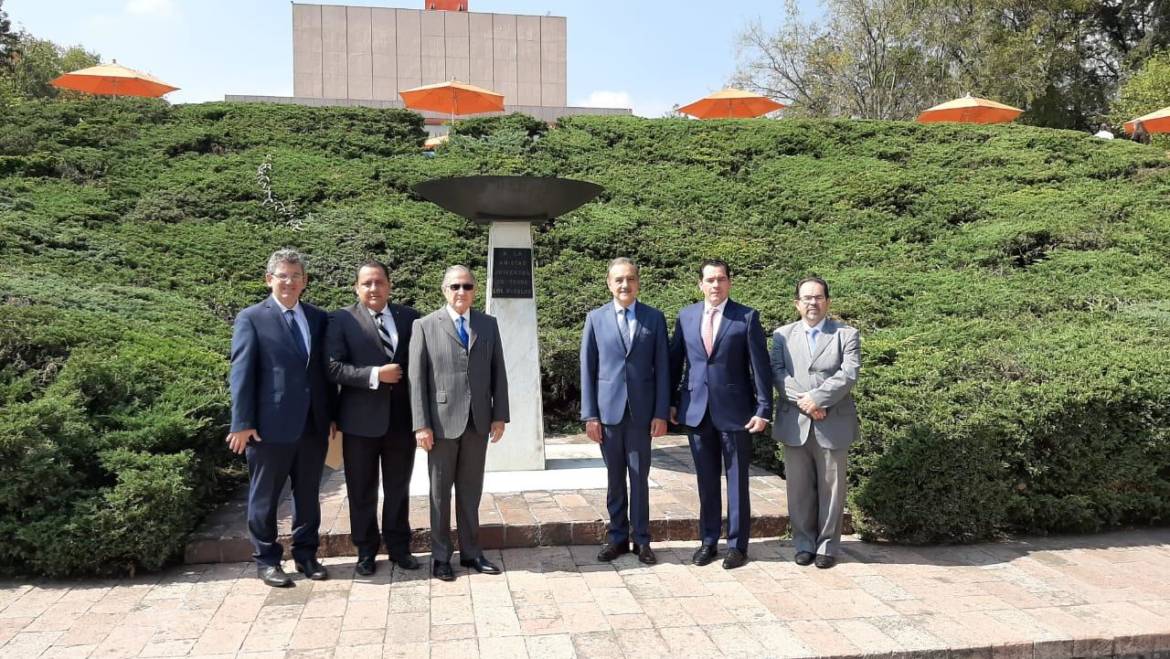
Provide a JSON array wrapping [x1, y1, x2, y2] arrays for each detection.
[[374, 312, 396, 359], [702, 307, 717, 356], [618, 308, 631, 353], [285, 310, 308, 363], [457, 316, 469, 348], [809, 328, 820, 355]]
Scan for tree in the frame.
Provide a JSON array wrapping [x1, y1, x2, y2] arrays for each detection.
[[1110, 48, 1170, 136], [734, 0, 948, 120], [0, 31, 100, 106], [734, 0, 1169, 128], [0, 0, 16, 70]]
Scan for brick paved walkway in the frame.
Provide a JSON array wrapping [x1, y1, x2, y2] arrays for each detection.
[[3, 530, 1169, 658], [185, 436, 794, 564]]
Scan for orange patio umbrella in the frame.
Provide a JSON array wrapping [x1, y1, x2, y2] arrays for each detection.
[[398, 80, 504, 117], [50, 60, 178, 98], [916, 95, 1022, 124], [1124, 106, 1170, 134], [677, 87, 786, 119]]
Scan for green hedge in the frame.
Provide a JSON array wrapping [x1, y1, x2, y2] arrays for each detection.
[[1, 99, 1168, 574]]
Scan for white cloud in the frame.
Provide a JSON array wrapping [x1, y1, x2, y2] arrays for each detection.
[[575, 90, 633, 110], [125, 0, 178, 18]]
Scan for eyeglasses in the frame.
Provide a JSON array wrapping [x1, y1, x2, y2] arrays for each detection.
[[271, 273, 304, 283], [798, 295, 826, 304], [447, 283, 475, 291]]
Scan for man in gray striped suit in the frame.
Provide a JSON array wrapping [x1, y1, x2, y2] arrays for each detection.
[[409, 265, 510, 581]]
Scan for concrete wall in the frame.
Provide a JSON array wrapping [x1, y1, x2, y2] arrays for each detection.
[[292, 3, 568, 107]]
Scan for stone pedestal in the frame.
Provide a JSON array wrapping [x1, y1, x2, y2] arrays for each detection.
[[484, 221, 545, 471]]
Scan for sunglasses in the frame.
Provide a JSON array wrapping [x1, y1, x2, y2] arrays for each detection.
[[447, 283, 475, 291]]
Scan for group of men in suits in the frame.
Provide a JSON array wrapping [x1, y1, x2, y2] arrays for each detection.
[[580, 258, 860, 570], [228, 251, 508, 586], [228, 248, 860, 587]]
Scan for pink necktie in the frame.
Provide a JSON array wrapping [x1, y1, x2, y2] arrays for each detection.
[[702, 307, 717, 356]]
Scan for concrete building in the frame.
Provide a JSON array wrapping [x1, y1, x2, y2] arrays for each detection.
[[225, 2, 630, 127]]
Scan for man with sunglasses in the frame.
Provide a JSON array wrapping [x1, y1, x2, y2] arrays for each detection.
[[409, 265, 509, 581], [770, 276, 860, 569], [226, 249, 336, 587]]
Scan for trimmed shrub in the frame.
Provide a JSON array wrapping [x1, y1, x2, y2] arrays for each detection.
[[1, 99, 1168, 574]]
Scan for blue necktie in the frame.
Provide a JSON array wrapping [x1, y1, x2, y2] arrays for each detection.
[[618, 308, 631, 353], [808, 328, 819, 355], [457, 316, 469, 348], [285, 310, 308, 363]]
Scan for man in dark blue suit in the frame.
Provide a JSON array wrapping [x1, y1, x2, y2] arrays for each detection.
[[580, 257, 671, 565], [227, 249, 336, 587], [669, 259, 772, 569]]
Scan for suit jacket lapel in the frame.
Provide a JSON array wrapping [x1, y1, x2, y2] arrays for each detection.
[[391, 306, 411, 362], [628, 304, 645, 355], [810, 319, 834, 365], [351, 303, 383, 353], [467, 311, 481, 351], [438, 309, 463, 348]]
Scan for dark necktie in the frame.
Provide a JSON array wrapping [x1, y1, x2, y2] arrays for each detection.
[[457, 316, 469, 348], [618, 308, 631, 353], [374, 311, 396, 359], [285, 310, 308, 364]]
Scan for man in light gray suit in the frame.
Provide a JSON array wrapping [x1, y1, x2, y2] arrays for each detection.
[[409, 265, 509, 582], [771, 276, 860, 569]]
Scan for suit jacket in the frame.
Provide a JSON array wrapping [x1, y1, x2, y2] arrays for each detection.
[[669, 299, 773, 431], [770, 318, 861, 450], [408, 308, 509, 439], [326, 302, 419, 437], [579, 301, 671, 428], [229, 297, 335, 444]]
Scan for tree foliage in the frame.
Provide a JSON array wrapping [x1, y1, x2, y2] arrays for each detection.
[[0, 28, 100, 108], [1110, 48, 1170, 139], [736, 0, 1170, 129]]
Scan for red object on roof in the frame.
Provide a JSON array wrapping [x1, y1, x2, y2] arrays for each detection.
[[425, 0, 467, 10]]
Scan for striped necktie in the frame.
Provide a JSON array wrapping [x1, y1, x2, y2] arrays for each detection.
[[374, 311, 396, 359]]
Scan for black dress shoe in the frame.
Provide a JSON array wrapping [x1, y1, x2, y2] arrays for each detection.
[[634, 543, 657, 565], [390, 553, 420, 570], [460, 556, 502, 575], [692, 544, 718, 566], [294, 558, 329, 581], [354, 556, 376, 577], [432, 560, 455, 582], [596, 542, 631, 562], [257, 564, 293, 588], [722, 548, 747, 570], [814, 554, 837, 569], [794, 551, 815, 566]]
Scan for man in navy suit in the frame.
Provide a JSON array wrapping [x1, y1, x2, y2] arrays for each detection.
[[669, 259, 772, 569], [580, 257, 670, 565], [227, 249, 336, 587], [326, 261, 420, 576]]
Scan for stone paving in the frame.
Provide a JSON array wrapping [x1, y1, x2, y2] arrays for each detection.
[[185, 436, 794, 564], [4, 529, 1170, 658]]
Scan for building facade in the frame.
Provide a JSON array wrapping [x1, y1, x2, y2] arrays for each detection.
[[291, 3, 567, 107]]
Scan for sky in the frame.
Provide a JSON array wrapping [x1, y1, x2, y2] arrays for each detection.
[[5, 0, 816, 117]]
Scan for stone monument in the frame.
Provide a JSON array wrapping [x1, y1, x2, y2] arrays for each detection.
[[413, 175, 602, 471]]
